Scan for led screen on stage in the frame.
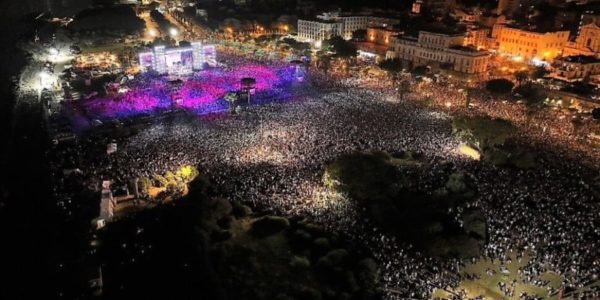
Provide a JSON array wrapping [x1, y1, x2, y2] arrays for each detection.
[[165, 49, 194, 75]]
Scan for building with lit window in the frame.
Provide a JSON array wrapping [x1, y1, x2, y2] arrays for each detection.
[[464, 27, 489, 49], [298, 12, 399, 43], [386, 31, 490, 74], [575, 23, 600, 53], [367, 27, 401, 45], [563, 22, 600, 57], [297, 19, 344, 43], [549, 55, 600, 83], [493, 25, 570, 60], [412, 0, 423, 15]]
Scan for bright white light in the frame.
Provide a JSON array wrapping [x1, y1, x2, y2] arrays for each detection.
[[149, 29, 157, 37], [169, 28, 178, 37], [531, 57, 549, 67], [49, 48, 58, 55], [39, 72, 48, 79], [314, 40, 322, 48]]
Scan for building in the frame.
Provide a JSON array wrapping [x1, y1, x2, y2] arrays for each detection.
[[367, 27, 401, 46], [575, 23, 600, 53], [412, 0, 423, 15], [550, 55, 600, 82], [497, 0, 521, 16], [386, 31, 490, 74], [493, 25, 570, 60], [297, 19, 344, 43], [464, 27, 489, 49], [297, 12, 399, 43]]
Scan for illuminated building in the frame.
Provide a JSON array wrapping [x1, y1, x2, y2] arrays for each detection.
[[367, 27, 401, 45], [339, 16, 398, 40], [298, 13, 399, 42], [575, 23, 600, 53], [453, 9, 480, 23], [412, 0, 422, 15], [464, 27, 489, 49], [549, 55, 600, 83], [297, 19, 344, 43], [386, 31, 490, 74], [578, 12, 600, 35], [493, 25, 569, 60], [563, 22, 600, 57], [138, 42, 217, 75]]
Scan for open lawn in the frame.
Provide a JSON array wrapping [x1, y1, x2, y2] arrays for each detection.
[[432, 250, 599, 299]]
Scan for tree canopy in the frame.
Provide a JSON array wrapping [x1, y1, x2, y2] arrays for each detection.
[[322, 36, 357, 58], [592, 108, 600, 120], [378, 59, 403, 74], [485, 78, 514, 94], [352, 29, 367, 41], [280, 38, 310, 53], [324, 152, 484, 258], [452, 116, 516, 150], [70, 6, 144, 34]]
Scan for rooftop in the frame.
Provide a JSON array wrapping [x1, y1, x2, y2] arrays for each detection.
[[501, 24, 569, 34], [299, 18, 341, 24], [561, 55, 600, 64], [448, 45, 479, 52], [368, 26, 402, 32]]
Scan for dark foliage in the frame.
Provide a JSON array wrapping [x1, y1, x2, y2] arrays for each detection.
[[485, 78, 514, 94], [70, 6, 144, 34]]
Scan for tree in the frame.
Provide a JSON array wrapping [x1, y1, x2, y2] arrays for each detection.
[[240, 77, 256, 104], [516, 84, 547, 125], [485, 78, 514, 95], [316, 54, 331, 74], [514, 70, 529, 84], [530, 66, 548, 80], [398, 80, 411, 101], [592, 108, 600, 120], [412, 66, 428, 76], [178, 40, 191, 47], [352, 29, 367, 41], [224, 92, 238, 113], [322, 36, 357, 58], [378, 59, 402, 76], [463, 88, 475, 108], [92, 0, 118, 7], [453, 116, 516, 150]]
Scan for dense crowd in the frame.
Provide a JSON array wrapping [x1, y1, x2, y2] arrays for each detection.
[[49, 57, 600, 299]]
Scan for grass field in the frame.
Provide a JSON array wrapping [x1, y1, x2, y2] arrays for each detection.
[[431, 250, 599, 299]]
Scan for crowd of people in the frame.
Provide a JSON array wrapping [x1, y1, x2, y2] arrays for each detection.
[[48, 54, 600, 299]]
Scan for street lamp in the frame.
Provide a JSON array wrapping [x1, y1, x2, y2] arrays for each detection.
[[169, 28, 178, 38]]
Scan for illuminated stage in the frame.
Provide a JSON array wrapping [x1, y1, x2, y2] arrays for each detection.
[[138, 42, 217, 75], [67, 63, 303, 123]]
